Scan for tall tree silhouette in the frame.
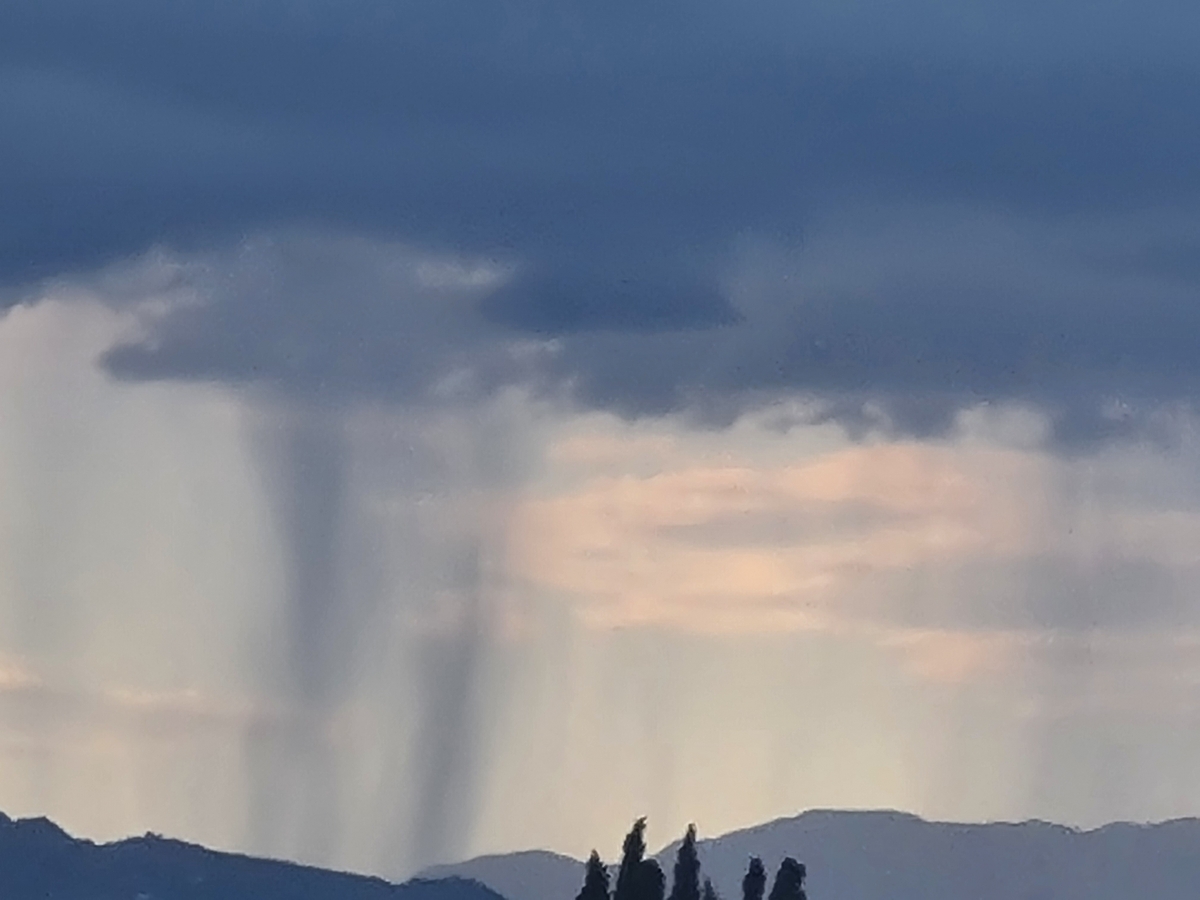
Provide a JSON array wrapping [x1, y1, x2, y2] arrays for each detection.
[[635, 859, 666, 900], [767, 858, 807, 900], [669, 825, 701, 900], [577, 851, 611, 900], [742, 858, 766, 900], [614, 818, 648, 900]]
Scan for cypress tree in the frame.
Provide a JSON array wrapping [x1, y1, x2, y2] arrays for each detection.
[[634, 859, 666, 900], [577, 851, 611, 900], [614, 818, 648, 900], [742, 858, 766, 900], [702, 878, 719, 900], [767, 858, 806, 900], [668, 825, 701, 900]]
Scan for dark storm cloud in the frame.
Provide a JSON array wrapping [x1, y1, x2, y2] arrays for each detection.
[[7, 0, 1200, 433]]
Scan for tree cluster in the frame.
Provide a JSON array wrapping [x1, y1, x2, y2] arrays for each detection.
[[575, 819, 807, 900]]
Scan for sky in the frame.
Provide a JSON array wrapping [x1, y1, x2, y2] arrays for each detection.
[[3, 0, 1200, 880]]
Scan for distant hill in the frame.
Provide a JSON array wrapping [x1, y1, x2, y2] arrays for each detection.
[[12, 806, 1200, 900], [421, 809, 1200, 900], [0, 811, 507, 900], [421, 850, 587, 900]]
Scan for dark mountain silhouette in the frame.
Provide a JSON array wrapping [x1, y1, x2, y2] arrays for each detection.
[[0, 810, 507, 900], [423, 809, 1200, 900]]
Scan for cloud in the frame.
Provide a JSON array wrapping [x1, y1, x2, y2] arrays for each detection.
[[506, 407, 1200, 659], [0, 657, 42, 694], [509, 418, 1043, 634], [36, 206, 1199, 452], [95, 234, 532, 403], [3, 0, 1200, 436], [880, 629, 1027, 685], [541, 209, 1200, 440]]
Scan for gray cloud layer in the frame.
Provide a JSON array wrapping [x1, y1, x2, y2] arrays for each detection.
[[6, 0, 1200, 436]]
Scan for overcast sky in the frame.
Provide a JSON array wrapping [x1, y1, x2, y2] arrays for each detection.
[[3, 0, 1200, 880]]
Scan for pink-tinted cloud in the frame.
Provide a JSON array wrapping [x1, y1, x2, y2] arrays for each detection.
[[510, 433, 1049, 640]]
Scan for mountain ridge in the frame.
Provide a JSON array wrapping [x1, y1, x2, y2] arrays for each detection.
[[6, 807, 1200, 900], [421, 809, 1200, 900], [0, 810, 506, 900]]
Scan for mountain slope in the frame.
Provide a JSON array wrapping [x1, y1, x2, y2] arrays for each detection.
[[0, 811, 508, 900], [424, 810, 1200, 900], [674, 810, 1200, 900], [421, 850, 587, 900]]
